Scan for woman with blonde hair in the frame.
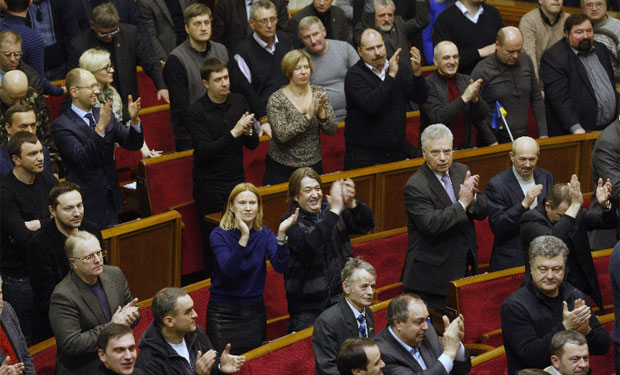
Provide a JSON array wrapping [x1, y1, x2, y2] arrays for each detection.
[[207, 182, 299, 354], [263, 49, 338, 185], [79, 48, 160, 158]]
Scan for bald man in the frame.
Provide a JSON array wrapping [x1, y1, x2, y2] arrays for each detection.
[[344, 28, 428, 170], [471, 27, 547, 143], [420, 41, 497, 149], [51, 68, 144, 228], [0, 70, 54, 168], [485, 136, 553, 270]]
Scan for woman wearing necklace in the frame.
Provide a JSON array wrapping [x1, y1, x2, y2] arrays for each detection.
[[263, 49, 338, 185]]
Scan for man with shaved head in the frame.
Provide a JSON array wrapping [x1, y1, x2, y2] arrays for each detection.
[[344, 28, 428, 170], [485, 136, 553, 270], [421, 40, 497, 149], [0, 69, 54, 170], [52, 68, 144, 228], [472, 26, 547, 144]]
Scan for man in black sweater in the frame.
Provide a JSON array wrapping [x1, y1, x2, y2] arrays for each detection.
[[185, 58, 259, 277], [433, 0, 504, 74], [28, 181, 103, 344], [0, 131, 57, 342], [344, 28, 427, 170]]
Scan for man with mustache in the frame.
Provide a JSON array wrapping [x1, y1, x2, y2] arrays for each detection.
[[540, 13, 618, 136], [501, 235, 609, 375], [420, 40, 497, 149], [472, 26, 548, 143], [28, 181, 104, 344], [344, 28, 427, 170], [0, 130, 57, 342]]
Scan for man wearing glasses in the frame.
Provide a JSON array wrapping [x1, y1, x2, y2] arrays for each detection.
[[49, 230, 139, 375], [52, 68, 144, 228], [0, 30, 43, 95], [234, 0, 291, 133], [68, 2, 168, 122]]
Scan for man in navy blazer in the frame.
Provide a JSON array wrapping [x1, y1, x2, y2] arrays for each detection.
[[485, 136, 553, 271], [51, 68, 144, 228], [375, 294, 471, 375]]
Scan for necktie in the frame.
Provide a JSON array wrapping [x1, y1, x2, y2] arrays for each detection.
[[410, 347, 427, 370], [357, 313, 367, 337], [441, 174, 456, 203], [84, 113, 97, 131]]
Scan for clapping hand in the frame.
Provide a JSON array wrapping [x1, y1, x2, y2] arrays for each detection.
[[0, 357, 24, 375], [278, 208, 299, 239], [219, 344, 246, 374], [195, 349, 217, 375], [595, 177, 612, 207]]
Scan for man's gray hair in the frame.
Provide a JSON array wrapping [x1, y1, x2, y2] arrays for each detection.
[[341, 257, 376, 284], [374, 0, 395, 9], [65, 230, 99, 259], [420, 124, 453, 150], [528, 235, 569, 264], [249, 0, 276, 20], [550, 330, 587, 357], [298, 16, 324, 34]]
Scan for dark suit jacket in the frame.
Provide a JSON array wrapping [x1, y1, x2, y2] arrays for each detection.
[[70, 0, 152, 50], [485, 167, 553, 271], [212, 0, 290, 51], [137, 0, 196, 60], [590, 119, 620, 249], [28, 220, 103, 343], [402, 162, 487, 297], [312, 298, 375, 375], [540, 38, 619, 135], [0, 302, 35, 375], [375, 324, 471, 375], [51, 106, 143, 228], [49, 266, 137, 375], [288, 4, 349, 47], [67, 24, 165, 121], [520, 203, 619, 309], [420, 71, 496, 148]]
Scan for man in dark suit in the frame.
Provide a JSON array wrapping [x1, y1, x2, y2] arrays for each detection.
[[49, 231, 139, 375], [212, 0, 289, 51], [376, 294, 471, 375], [589, 119, 620, 250], [288, 0, 349, 47], [336, 337, 385, 375], [67, 3, 168, 121], [420, 41, 496, 149], [51, 68, 144, 228], [486, 136, 553, 271], [28, 181, 103, 344], [520, 176, 618, 310], [137, 0, 196, 61], [540, 13, 619, 136], [402, 123, 487, 312], [313, 258, 377, 375]]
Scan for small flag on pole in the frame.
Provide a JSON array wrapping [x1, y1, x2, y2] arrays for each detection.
[[491, 101, 514, 142]]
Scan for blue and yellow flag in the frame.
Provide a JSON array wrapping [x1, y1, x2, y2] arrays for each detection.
[[491, 101, 508, 130]]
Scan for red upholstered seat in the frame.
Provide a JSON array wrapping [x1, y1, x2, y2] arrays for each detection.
[[188, 284, 211, 329], [406, 114, 421, 148], [589, 315, 615, 375], [243, 141, 268, 187], [136, 70, 164, 108], [469, 347, 508, 375], [455, 271, 524, 344], [475, 218, 494, 273], [592, 250, 613, 313], [141, 109, 175, 153], [171, 201, 204, 275], [45, 95, 65, 123], [238, 334, 315, 375], [321, 127, 345, 173], [352, 233, 408, 290], [264, 265, 289, 340], [144, 154, 194, 215], [374, 308, 388, 332], [31, 344, 57, 375]]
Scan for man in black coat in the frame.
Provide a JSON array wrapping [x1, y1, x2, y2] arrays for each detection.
[[28, 181, 103, 344], [540, 13, 619, 136], [312, 258, 377, 375], [520, 175, 618, 310], [67, 3, 168, 121]]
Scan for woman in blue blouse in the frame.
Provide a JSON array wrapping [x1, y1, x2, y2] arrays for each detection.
[[207, 182, 299, 354]]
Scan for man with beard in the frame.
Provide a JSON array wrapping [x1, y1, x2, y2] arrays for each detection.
[[540, 13, 618, 136], [28, 181, 104, 344]]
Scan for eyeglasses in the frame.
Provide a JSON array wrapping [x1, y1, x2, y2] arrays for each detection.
[[99, 64, 114, 72], [72, 250, 106, 263], [253, 16, 277, 25], [584, 2, 604, 8], [75, 84, 100, 91], [0, 52, 23, 58], [97, 27, 120, 38]]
